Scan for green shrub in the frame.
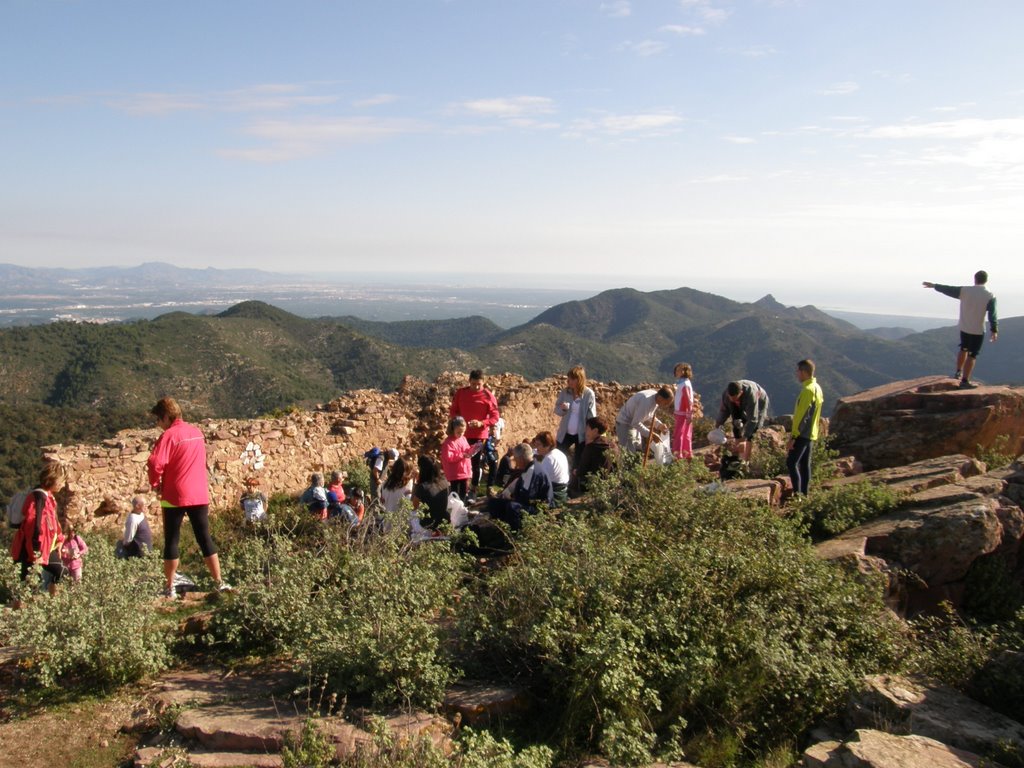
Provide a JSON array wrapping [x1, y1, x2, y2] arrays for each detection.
[[787, 481, 901, 540], [0, 542, 172, 688], [343, 457, 372, 495], [977, 435, 1015, 471], [282, 716, 335, 768], [336, 719, 553, 768], [964, 555, 1024, 624], [905, 602, 996, 689], [462, 463, 908, 765], [209, 517, 464, 709]]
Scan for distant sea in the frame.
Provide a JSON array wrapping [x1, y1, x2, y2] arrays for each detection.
[[0, 264, 953, 332]]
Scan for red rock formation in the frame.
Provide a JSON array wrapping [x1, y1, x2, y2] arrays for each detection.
[[830, 376, 1024, 471]]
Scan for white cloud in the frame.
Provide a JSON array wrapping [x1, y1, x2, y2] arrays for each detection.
[[219, 116, 424, 162], [353, 93, 398, 108], [723, 135, 755, 144], [564, 111, 684, 138], [459, 96, 556, 118], [822, 81, 860, 96], [630, 39, 669, 57], [679, 0, 731, 24], [660, 24, 706, 36], [107, 84, 340, 115], [601, 1, 632, 18], [860, 117, 1024, 141]]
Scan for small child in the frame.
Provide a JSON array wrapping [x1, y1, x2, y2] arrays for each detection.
[[240, 477, 268, 523], [672, 362, 695, 461], [61, 524, 89, 583]]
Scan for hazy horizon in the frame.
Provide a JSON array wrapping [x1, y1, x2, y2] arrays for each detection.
[[2, 2, 1022, 318]]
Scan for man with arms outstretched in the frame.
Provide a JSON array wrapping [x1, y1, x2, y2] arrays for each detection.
[[923, 270, 997, 389]]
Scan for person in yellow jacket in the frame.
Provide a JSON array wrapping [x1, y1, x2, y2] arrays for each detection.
[[787, 359, 824, 496]]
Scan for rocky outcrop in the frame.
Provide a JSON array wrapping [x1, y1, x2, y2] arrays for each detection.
[[803, 729, 1001, 768], [131, 666, 451, 768], [830, 377, 1024, 471], [45, 372, 695, 533], [846, 674, 1024, 757], [816, 455, 1024, 615], [803, 673, 1024, 767]]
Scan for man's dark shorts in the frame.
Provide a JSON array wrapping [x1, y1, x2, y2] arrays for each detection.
[[960, 331, 984, 358]]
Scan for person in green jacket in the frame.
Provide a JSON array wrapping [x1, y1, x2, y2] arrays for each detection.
[[787, 359, 824, 496]]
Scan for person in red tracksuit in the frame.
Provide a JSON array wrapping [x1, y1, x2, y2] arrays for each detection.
[[448, 369, 500, 499]]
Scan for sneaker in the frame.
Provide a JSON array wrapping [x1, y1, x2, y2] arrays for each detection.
[[953, 370, 962, 380], [216, 581, 234, 593], [959, 380, 978, 390], [163, 586, 178, 601]]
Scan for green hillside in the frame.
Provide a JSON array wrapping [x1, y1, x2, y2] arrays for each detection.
[[1, 288, 1019, 501]]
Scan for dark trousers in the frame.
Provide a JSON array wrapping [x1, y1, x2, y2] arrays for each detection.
[[468, 438, 485, 493], [558, 434, 580, 471], [787, 437, 813, 495]]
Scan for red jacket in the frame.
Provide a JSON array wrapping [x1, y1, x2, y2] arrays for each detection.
[[10, 490, 63, 565], [449, 387, 500, 441], [147, 419, 210, 507]]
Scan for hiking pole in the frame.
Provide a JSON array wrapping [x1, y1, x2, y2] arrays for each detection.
[[642, 414, 657, 467]]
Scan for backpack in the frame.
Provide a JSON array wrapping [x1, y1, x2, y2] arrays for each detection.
[[6, 489, 31, 529]]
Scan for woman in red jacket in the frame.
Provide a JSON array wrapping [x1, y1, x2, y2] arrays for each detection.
[[10, 463, 65, 596]]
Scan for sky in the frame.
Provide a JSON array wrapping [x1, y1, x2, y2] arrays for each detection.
[[2, 0, 1023, 317]]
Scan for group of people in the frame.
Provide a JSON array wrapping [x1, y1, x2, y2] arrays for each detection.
[[9, 271, 996, 594]]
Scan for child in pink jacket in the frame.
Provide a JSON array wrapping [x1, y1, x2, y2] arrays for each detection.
[[440, 416, 480, 501]]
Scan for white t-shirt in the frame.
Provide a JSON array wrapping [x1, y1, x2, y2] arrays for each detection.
[[381, 481, 413, 513]]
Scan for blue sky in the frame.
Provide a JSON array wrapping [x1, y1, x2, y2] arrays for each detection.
[[2, 0, 1023, 316]]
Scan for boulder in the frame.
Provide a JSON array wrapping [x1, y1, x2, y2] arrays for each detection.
[[443, 681, 530, 726], [175, 701, 304, 752], [803, 729, 1000, 768], [846, 674, 1024, 759], [824, 454, 986, 496], [830, 377, 1024, 471]]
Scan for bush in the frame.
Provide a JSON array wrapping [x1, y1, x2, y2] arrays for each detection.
[[461, 463, 908, 765], [209, 515, 464, 708], [0, 541, 172, 689], [343, 457, 372, 495], [964, 555, 1024, 624], [977, 435, 1015, 471], [787, 481, 901, 540], [905, 602, 996, 689], [332, 719, 553, 768]]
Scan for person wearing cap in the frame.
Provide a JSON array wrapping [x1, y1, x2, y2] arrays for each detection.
[[614, 387, 674, 453], [715, 380, 769, 462], [449, 370, 500, 498], [787, 359, 824, 496], [923, 270, 998, 389]]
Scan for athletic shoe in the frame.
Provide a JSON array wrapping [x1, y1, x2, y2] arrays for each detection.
[[216, 581, 234, 593], [163, 586, 178, 601], [953, 370, 962, 380], [959, 380, 978, 390]]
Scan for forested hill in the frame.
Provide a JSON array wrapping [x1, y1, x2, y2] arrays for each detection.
[[1, 287, 1020, 499]]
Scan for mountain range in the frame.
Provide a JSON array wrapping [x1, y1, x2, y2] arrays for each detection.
[[3, 283, 1020, 415]]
